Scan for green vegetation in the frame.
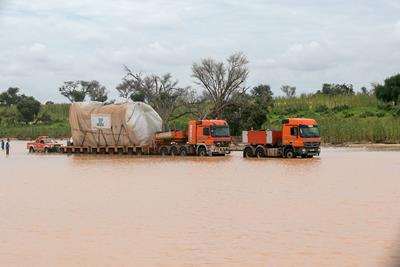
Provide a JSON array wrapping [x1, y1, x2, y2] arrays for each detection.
[[0, 104, 70, 139], [1, 94, 399, 144], [1, 53, 399, 144]]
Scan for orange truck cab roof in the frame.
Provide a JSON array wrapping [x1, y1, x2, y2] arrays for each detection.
[[282, 118, 318, 126], [190, 119, 228, 126]]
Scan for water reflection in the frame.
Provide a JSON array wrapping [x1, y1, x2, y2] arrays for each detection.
[[1, 141, 400, 267]]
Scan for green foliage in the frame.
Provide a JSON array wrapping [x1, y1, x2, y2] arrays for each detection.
[[0, 87, 21, 107], [315, 104, 329, 113], [374, 73, 400, 104], [318, 83, 355, 95], [16, 95, 41, 123], [223, 84, 273, 135]]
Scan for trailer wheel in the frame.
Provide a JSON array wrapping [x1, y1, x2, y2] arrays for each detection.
[[179, 147, 188, 156], [170, 146, 178, 156], [255, 147, 266, 158], [160, 147, 168, 156], [285, 148, 295, 159], [198, 146, 207, 156], [243, 147, 253, 158]]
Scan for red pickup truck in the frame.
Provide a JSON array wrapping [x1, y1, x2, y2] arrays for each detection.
[[27, 136, 61, 153]]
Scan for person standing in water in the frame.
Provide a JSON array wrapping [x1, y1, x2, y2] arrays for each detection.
[[5, 140, 10, 155], [0, 139, 4, 150]]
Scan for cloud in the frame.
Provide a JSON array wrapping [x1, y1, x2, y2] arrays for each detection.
[[0, 0, 399, 101]]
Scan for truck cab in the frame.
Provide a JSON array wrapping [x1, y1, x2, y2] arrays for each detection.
[[281, 118, 321, 158], [187, 120, 231, 156]]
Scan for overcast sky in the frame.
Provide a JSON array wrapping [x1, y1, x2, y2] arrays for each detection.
[[0, 0, 399, 102]]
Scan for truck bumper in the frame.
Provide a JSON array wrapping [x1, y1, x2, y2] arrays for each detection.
[[298, 147, 321, 156], [208, 146, 230, 156]]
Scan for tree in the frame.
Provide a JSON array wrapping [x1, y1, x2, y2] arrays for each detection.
[[84, 80, 108, 102], [360, 87, 368, 95], [192, 52, 249, 118], [319, 83, 354, 95], [123, 67, 196, 128], [16, 95, 41, 124], [116, 79, 134, 99], [223, 84, 274, 135], [0, 87, 21, 107], [374, 74, 400, 105], [59, 81, 87, 102], [280, 85, 296, 98]]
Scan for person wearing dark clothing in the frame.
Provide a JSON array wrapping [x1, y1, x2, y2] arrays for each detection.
[[5, 141, 10, 155], [1, 139, 4, 150]]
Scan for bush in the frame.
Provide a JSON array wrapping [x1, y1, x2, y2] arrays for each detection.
[[315, 104, 329, 113], [359, 111, 375, 118], [343, 111, 354, 118], [376, 111, 386, 118], [332, 104, 350, 112]]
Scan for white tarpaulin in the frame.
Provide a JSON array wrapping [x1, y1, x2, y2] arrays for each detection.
[[69, 101, 162, 147]]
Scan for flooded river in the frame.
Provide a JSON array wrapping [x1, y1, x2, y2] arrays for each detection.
[[0, 141, 400, 267]]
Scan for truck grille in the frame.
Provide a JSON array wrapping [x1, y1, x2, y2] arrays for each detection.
[[304, 142, 320, 148]]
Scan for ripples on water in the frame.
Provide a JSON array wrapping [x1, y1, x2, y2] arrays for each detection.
[[0, 142, 400, 267]]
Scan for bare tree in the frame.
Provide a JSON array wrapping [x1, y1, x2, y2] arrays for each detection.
[[123, 67, 197, 128], [191, 52, 249, 118], [281, 85, 296, 98]]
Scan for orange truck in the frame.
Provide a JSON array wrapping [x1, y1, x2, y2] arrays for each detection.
[[155, 119, 231, 156], [242, 118, 321, 158]]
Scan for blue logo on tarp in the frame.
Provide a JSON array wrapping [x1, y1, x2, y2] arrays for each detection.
[[97, 118, 104, 127]]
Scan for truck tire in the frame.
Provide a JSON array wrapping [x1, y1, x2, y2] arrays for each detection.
[[284, 148, 295, 159], [170, 146, 178, 156], [44, 147, 49, 153], [160, 147, 168, 156], [179, 147, 188, 156], [255, 147, 266, 158], [29, 147, 34, 153], [198, 146, 207, 156], [243, 147, 253, 158]]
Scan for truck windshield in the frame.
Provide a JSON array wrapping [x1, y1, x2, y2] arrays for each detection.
[[300, 125, 320, 138], [211, 126, 230, 137]]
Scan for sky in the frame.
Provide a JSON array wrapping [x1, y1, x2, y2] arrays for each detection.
[[0, 0, 399, 102]]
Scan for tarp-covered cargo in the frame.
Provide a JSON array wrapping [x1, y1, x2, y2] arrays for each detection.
[[69, 101, 162, 147]]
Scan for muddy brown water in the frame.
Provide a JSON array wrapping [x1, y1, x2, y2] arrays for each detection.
[[0, 141, 400, 267]]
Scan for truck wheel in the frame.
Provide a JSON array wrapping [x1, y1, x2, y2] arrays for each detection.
[[160, 147, 168, 156], [243, 147, 253, 158], [179, 147, 188, 156], [170, 146, 178, 156], [255, 147, 266, 158], [44, 147, 49, 153], [198, 147, 207, 156], [29, 147, 34, 153], [285, 148, 295, 159], [306, 155, 314, 158]]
